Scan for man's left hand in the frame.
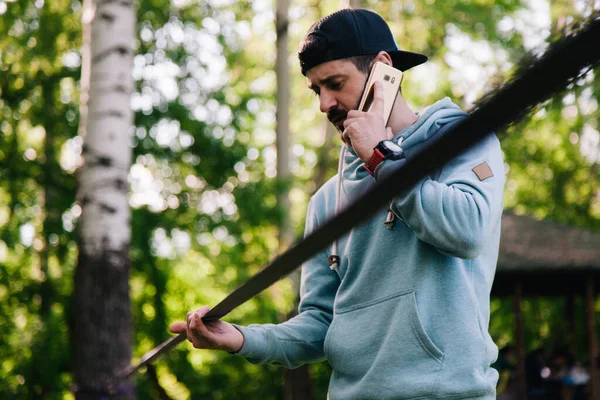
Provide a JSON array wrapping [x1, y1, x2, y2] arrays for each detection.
[[343, 81, 393, 163]]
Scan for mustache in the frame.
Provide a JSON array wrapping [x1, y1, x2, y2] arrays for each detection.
[[327, 108, 347, 124]]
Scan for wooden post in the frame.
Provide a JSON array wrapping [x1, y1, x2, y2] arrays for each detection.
[[586, 275, 598, 400], [515, 280, 528, 400], [567, 294, 577, 358]]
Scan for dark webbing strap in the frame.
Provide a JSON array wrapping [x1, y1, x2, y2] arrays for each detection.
[[116, 14, 600, 385]]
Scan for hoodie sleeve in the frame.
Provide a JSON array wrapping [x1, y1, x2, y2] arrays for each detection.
[[233, 196, 340, 368], [375, 132, 505, 260]]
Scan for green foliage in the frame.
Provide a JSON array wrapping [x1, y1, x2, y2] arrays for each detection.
[[0, 0, 79, 397], [0, 0, 599, 398]]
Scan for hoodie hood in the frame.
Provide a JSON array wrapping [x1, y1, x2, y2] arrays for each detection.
[[395, 97, 467, 152]]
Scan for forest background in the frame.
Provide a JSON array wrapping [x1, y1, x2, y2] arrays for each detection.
[[1, 0, 600, 398]]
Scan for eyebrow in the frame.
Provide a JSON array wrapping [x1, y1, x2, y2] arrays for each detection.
[[308, 74, 346, 91]]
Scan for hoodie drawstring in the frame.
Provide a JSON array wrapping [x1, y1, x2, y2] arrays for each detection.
[[328, 145, 346, 271]]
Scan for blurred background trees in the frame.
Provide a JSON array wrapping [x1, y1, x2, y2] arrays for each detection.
[[0, 0, 598, 398]]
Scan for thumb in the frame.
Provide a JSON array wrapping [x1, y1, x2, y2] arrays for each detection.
[[386, 127, 393, 139], [169, 321, 187, 333]]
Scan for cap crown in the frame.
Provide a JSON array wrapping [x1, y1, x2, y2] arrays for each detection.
[[299, 9, 427, 75]]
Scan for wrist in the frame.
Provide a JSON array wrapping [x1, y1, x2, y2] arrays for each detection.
[[361, 148, 374, 164], [364, 140, 404, 176], [227, 326, 245, 354], [358, 137, 386, 163]]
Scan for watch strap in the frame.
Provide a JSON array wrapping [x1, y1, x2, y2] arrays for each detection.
[[365, 148, 385, 176]]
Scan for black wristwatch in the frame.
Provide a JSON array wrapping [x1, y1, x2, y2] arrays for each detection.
[[365, 140, 404, 176]]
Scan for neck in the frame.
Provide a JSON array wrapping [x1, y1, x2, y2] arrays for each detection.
[[387, 94, 418, 135]]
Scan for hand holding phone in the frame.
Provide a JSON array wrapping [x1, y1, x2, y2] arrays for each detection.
[[342, 62, 402, 163], [357, 62, 403, 124]]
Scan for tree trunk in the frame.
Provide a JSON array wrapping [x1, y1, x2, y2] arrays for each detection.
[[283, 1, 364, 398], [276, 0, 292, 251], [276, 0, 313, 398], [73, 0, 136, 398], [343, 0, 362, 8]]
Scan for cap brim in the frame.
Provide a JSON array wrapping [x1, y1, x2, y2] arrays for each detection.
[[389, 50, 428, 71]]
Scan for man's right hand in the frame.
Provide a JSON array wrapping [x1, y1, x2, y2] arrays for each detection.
[[168, 305, 244, 353]]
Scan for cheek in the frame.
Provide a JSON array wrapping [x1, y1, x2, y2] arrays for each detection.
[[344, 94, 362, 112], [347, 84, 366, 111], [337, 93, 358, 112]]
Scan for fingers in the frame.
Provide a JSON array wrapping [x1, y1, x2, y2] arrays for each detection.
[[193, 305, 211, 320], [346, 109, 362, 120], [168, 306, 213, 342], [341, 129, 352, 146], [179, 306, 211, 348], [369, 81, 385, 117], [188, 306, 210, 330]]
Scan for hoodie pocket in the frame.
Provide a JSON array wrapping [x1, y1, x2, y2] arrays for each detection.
[[324, 290, 444, 398]]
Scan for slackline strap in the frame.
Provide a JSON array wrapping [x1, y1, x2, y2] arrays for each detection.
[[115, 13, 600, 386]]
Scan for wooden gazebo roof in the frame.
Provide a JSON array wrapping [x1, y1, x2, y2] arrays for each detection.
[[492, 212, 600, 296]]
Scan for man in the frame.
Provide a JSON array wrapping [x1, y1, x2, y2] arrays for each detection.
[[170, 8, 505, 399]]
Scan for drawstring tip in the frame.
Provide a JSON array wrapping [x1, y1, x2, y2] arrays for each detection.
[[328, 255, 340, 271]]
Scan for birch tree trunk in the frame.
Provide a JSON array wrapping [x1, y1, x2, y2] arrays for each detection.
[[73, 0, 136, 397]]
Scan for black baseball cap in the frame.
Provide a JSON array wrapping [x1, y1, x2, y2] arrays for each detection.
[[299, 9, 428, 76]]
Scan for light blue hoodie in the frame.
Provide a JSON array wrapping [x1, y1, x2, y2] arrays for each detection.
[[235, 98, 505, 399]]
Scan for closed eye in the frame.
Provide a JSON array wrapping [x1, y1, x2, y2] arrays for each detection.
[[308, 74, 346, 96], [329, 81, 343, 91]]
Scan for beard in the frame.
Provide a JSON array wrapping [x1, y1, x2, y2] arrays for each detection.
[[327, 98, 361, 143], [327, 107, 347, 133]]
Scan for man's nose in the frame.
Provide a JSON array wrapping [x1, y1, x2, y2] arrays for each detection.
[[319, 91, 337, 113]]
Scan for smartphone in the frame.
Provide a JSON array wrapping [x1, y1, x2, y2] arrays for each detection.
[[357, 61, 403, 125]]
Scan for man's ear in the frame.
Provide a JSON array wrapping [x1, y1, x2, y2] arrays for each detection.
[[374, 51, 393, 66]]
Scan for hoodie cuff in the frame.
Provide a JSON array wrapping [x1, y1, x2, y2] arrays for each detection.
[[230, 324, 268, 363]]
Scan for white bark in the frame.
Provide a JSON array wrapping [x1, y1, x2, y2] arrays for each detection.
[[78, 0, 134, 258], [74, 0, 135, 393]]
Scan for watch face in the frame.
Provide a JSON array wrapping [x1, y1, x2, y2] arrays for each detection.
[[383, 140, 403, 152]]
